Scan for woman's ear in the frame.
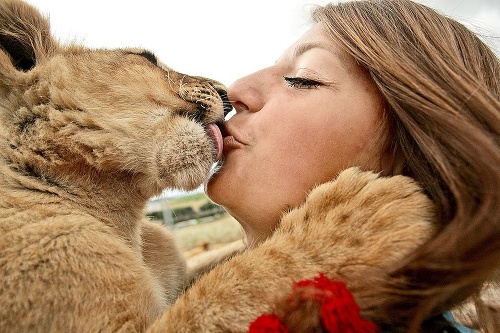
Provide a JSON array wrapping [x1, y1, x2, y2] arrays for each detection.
[[0, 0, 58, 72]]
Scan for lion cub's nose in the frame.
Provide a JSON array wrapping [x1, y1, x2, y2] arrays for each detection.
[[218, 89, 233, 117], [208, 83, 232, 117]]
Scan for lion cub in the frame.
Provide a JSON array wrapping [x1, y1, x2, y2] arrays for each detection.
[[0, 0, 227, 331]]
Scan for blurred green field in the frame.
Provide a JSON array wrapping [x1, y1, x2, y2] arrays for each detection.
[[150, 191, 243, 251], [172, 213, 243, 251], [167, 192, 209, 210]]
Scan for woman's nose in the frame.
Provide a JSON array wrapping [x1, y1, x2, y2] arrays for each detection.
[[227, 70, 267, 113]]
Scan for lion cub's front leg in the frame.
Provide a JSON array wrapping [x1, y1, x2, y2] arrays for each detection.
[[150, 168, 435, 333], [141, 220, 187, 307]]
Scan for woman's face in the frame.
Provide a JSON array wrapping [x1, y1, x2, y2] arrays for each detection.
[[207, 23, 391, 245]]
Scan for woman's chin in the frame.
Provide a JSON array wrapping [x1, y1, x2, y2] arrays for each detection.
[[205, 171, 224, 205]]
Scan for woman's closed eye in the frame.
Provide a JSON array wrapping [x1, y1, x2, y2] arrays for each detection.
[[283, 76, 323, 89]]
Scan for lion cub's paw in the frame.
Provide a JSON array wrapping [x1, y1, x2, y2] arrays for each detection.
[[306, 167, 431, 220], [279, 167, 436, 268]]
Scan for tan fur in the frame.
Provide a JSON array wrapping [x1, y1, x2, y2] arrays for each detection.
[[0, 0, 225, 331], [152, 168, 436, 332], [186, 239, 245, 283]]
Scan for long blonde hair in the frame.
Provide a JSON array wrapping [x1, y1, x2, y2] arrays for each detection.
[[313, 1, 500, 331]]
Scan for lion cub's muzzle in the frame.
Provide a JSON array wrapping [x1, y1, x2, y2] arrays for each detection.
[[169, 76, 230, 163], [176, 76, 231, 125]]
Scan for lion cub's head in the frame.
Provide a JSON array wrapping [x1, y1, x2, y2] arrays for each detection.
[[0, 0, 230, 198]]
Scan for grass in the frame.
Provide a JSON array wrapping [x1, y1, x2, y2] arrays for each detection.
[[148, 192, 244, 251], [167, 192, 208, 210], [171, 213, 243, 251]]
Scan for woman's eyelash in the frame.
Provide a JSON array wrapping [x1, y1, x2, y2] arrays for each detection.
[[283, 76, 323, 89]]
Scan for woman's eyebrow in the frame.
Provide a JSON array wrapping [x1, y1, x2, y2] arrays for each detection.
[[293, 41, 354, 72], [276, 42, 335, 64], [275, 41, 351, 70], [293, 42, 340, 59]]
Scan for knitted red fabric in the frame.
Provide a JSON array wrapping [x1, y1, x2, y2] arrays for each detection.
[[248, 314, 290, 333], [248, 273, 378, 333], [311, 274, 378, 333]]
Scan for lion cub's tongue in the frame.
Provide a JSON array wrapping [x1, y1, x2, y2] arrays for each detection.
[[207, 123, 223, 161]]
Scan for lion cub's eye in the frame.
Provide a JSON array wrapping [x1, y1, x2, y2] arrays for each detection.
[[126, 51, 158, 66]]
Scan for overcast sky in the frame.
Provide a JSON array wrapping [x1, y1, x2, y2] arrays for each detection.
[[25, 0, 500, 87]]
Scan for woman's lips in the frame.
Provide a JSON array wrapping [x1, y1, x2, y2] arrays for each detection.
[[222, 135, 243, 153], [221, 124, 246, 154]]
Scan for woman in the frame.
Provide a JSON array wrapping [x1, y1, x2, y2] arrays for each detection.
[[168, 1, 500, 332]]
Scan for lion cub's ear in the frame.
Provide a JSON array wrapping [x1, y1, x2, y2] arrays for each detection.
[[0, 0, 58, 72]]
